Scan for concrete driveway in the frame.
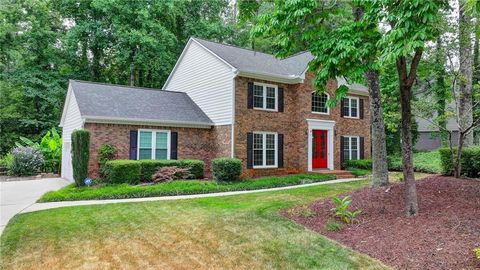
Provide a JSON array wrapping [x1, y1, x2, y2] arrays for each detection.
[[0, 178, 69, 235]]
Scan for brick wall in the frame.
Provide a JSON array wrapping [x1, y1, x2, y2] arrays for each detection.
[[84, 123, 226, 178], [234, 73, 371, 177]]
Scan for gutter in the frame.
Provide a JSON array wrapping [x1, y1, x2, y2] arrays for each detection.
[[83, 116, 214, 129]]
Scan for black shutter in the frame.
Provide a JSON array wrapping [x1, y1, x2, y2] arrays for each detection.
[[359, 98, 364, 119], [170, 132, 178, 160], [247, 82, 254, 109], [278, 87, 284, 112], [359, 136, 365, 159], [247, 132, 253, 169], [340, 136, 345, 169], [278, 133, 284, 168], [340, 98, 345, 117], [129, 130, 138, 160]]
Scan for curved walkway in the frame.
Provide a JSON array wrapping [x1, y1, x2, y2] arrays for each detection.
[[21, 177, 365, 214]]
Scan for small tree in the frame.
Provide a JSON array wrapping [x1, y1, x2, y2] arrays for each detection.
[[71, 129, 90, 186]]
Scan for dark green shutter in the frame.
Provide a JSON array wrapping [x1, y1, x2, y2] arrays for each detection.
[[359, 137, 365, 159], [247, 132, 253, 168], [278, 134, 284, 168], [129, 130, 137, 160], [340, 136, 345, 169], [278, 87, 284, 112], [247, 82, 254, 109], [340, 98, 345, 117], [170, 132, 178, 160]]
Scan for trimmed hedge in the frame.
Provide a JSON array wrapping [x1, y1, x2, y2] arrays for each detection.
[[212, 158, 242, 182], [343, 159, 372, 170], [103, 160, 141, 185], [71, 129, 90, 186], [103, 159, 205, 184], [387, 150, 442, 174], [439, 147, 480, 177]]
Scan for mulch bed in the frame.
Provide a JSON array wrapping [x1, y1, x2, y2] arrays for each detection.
[[284, 176, 480, 270]]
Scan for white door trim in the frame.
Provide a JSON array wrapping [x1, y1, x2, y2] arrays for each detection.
[[307, 119, 335, 171]]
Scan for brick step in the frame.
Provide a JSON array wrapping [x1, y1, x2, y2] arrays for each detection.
[[312, 169, 356, 179]]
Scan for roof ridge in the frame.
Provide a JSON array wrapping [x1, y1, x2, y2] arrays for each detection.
[[281, 51, 310, 60], [192, 37, 280, 59], [70, 80, 186, 94]]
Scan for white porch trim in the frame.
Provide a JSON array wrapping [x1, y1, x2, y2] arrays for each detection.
[[307, 119, 335, 171]]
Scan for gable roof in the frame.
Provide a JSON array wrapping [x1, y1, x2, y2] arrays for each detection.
[[69, 80, 213, 127], [192, 37, 313, 78]]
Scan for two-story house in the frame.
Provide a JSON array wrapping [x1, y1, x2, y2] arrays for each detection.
[[60, 37, 370, 181]]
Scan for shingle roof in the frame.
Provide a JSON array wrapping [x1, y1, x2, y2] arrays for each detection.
[[193, 37, 313, 77], [70, 80, 213, 126]]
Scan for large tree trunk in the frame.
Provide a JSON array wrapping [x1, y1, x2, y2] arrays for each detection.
[[458, 0, 474, 146], [435, 37, 448, 146], [365, 70, 389, 187]]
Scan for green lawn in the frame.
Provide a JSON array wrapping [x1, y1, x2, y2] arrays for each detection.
[[39, 173, 335, 202], [388, 150, 442, 173], [1, 179, 390, 270]]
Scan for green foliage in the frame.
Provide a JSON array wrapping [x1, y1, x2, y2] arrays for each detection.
[[97, 144, 116, 176], [103, 160, 141, 185], [331, 196, 362, 224], [10, 147, 44, 176], [439, 147, 480, 177], [212, 158, 242, 182], [0, 154, 13, 168], [71, 129, 90, 186], [388, 151, 442, 174], [39, 173, 336, 202], [343, 159, 372, 170], [151, 166, 193, 183], [474, 247, 480, 261], [140, 159, 204, 181], [325, 219, 344, 232]]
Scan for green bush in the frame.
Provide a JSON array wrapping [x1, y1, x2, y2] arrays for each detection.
[[140, 159, 204, 181], [343, 159, 372, 169], [212, 158, 242, 182], [10, 147, 44, 176], [388, 150, 442, 174], [71, 129, 90, 186], [0, 153, 13, 168], [97, 144, 116, 176], [439, 147, 480, 177], [103, 160, 141, 185]]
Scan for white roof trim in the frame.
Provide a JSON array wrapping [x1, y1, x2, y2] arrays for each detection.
[[237, 71, 304, 84], [83, 115, 213, 129], [59, 83, 73, 127]]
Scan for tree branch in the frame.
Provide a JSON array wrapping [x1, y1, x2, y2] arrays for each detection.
[[407, 49, 423, 86]]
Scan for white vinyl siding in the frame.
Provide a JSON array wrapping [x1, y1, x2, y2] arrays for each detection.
[[60, 87, 84, 181], [164, 40, 234, 125]]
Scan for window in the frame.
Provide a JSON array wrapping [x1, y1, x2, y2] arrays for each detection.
[[342, 136, 359, 161], [253, 83, 278, 111], [253, 132, 277, 168], [343, 96, 359, 118], [312, 92, 329, 114], [138, 130, 170, 160]]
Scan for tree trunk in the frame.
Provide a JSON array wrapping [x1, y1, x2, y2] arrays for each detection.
[[454, 132, 465, 178], [365, 70, 389, 187], [396, 55, 419, 216], [458, 0, 474, 146], [435, 37, 448, 146], [130, 65, 135, 86]]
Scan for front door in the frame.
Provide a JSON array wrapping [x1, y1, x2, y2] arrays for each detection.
[[312, 130, 328, 169]]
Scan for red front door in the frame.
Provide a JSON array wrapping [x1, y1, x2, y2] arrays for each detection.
[[312, 130, 328, 169]]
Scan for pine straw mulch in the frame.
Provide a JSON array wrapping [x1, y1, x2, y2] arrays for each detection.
[[283, 176, 480, 270]]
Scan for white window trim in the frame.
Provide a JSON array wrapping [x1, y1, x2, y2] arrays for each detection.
[[343, 96, 360, 119], [253, 82, 278, 112], [137, 129, 171, 160], [253, 131, 278, 169], [343, 136, 360, 160], [311, 91, 330, 115]]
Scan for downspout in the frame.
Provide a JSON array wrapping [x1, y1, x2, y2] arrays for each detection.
[[231, 69, 239, 158]]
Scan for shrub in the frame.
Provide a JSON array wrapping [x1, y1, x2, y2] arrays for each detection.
[[9, 147, 44, 176], [140, 159, 204, 181], [71, 129, 90, 186], [343, 159, 372, 170], [0, 153, 13, 168], [151, 166, 193, 183], [103, 160, 141, 185], [212, 158, 242, 182], [331, 196, 362, 224], [439, 147, 480, 177], [97, 144, 116, 176], [325, 219, 343, 231], [474, 247, 480, 261]]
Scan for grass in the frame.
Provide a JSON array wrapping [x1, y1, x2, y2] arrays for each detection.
[[388, 150, 442, 173], [0, 179, 390, 270], [347, 168, 372, 177], [39, 173, 336, 202]]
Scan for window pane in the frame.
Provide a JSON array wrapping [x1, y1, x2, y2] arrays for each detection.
[[266, 97, 275, 109], [156, 132, 168, 149], [253, 85, 264, 108], [253, 150, 263, 166], [312, 92, 328, 113], [253, 133, 263, 149], [266, 134, 275, 149], [266, 87, 276, 98], [350, 98, 358, 117], [266, 150, 275, 165], [139, 131, 152, 148], [155, 149, 168, 160], [351, 137, 358, 160], [139, 149, 152, 160], [343, 137, 350, 161], [343, 98, 350, 117]]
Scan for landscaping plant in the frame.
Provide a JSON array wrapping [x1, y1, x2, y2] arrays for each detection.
[[331, 196, 362, 224], [151, 166, 193, 183], [97, 144, 116, 176], [212, 158, 242, 182], [475, 247, 480, 261], [9, 147, 44, 176], [71, 129, 90, 187], [103, 160, 141, 185], [439, 147, 480, 178]]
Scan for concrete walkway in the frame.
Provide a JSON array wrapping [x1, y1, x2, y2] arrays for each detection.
[[0, 178, 70, 234], [21, 177, 365, 214]]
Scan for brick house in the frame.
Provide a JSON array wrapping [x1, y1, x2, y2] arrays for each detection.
[[60, 37, 370, 181]]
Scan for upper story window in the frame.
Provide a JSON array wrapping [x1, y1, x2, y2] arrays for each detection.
[[253, 132, 278, 168], [342, 96, 359, 118], [253, 83, 278, 111], [138, 129, 170, 160], [312, 92, 329, 114], [342, 136, 359, 161]]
